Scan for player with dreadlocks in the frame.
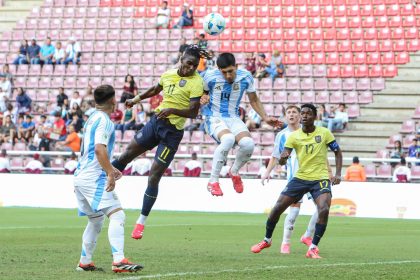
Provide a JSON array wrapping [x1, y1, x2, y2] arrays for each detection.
[[112, 45, 210, 239]]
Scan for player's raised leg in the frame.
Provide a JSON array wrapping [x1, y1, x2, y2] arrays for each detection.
[[281, 203, 300, 254], [251, 194, 297, 253], [230, 132, 255, 193]]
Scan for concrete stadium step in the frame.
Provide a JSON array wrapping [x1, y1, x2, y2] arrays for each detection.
[[0, 0, 43, 35], [360, 103, 416, 117], [372, 93, 420, 105], [3, 0, 42, 7], [347, 116, 405, 131], [335, 130, 394, 147]]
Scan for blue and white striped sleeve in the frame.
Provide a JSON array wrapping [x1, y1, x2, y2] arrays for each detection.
[[94, 117, 113, 146], [245, 72, 256, 93], [272, 132, 285, 159]]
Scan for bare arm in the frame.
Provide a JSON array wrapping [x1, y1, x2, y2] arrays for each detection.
[[248, 92, 282, 128], [95, 144, 116, 192], [129, 84, 163, 106], [156, 99, 201, 119], [261, 156, 277, 185], [279, 147, 293, 166], [332, 148, 343, 185]]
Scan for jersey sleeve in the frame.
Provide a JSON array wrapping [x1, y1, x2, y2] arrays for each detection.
[[158, 71, 166, 87], [94, 117, 113, 146], [189, 76, 204, 99], [284, 133, 295, 149], [272, 132, 284, 159], [245, 72, 256, 93]]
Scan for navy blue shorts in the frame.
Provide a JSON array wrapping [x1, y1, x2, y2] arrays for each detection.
[[281, 177, 332, 202], [134, 115, 184, 167]]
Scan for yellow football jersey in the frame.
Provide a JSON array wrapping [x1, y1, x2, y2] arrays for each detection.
[[284, 126, 335, 181], [156, 69, 204, 130]]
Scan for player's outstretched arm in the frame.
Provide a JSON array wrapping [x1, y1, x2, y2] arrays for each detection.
[[261, 156, 277, 185], [248, 92, 282, 128], [332, 148, 343, 185], [156, 98, 201, 119], [127, 84, 163, 108], [279, 148, 292, 166], [95, 144, 118, 192]]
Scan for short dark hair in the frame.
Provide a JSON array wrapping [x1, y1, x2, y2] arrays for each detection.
[[338, 103, 346, 108], [199, 33, 205, 38], [94, 85, 115, 105], [1, 149, 6, 157], [301, 103, 317, 116], [353, 156, 360, 164], [286, 105, 300, 113], [25, 115, 32, 119], [217, 53, 236, 69], [163, 0, 168, 4], [401, 157, 406, 165], [192, 152, 197, 159], [183, 45, 211, 60]]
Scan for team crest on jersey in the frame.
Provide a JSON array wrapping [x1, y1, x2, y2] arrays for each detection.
[[315, 135, 322, 143], [214, 84, 222, 91], [233, 83, 239, 90], [179, 79, 187, 87]]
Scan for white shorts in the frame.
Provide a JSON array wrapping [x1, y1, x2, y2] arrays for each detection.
[[204, 116, 249, 142], [74, 185, 121, 216]]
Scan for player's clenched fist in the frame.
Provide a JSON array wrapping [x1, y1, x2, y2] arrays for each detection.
[[125, 98, 136, 108], [264, 116, 283, 129], [200, 94, 210, 105], [106, 173, 116, 192]]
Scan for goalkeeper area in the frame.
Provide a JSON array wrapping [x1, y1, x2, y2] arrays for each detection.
[[1, 208, 419, 280]]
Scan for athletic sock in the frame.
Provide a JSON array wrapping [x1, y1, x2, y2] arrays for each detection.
[[311, 223, 327, 247], [108, 210, 126, 263], [140, 185, 158, 217], [265, 219, 277, 240], [282, 207, 300, 244], [230, 137, 254, 175], [209, 134, 235, 183], [136, 214, 147, 225], [303, 210, 319, 238], [80, 215, 105, 265], [112, 159, 126, 172]]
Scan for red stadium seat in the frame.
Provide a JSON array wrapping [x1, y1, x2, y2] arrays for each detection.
[[370, 78, 385, 90], [377, 164, 392, 178], [358, 90, 373, 103], [347, 104, 360, 118], [383, 65, 398, 77], [315, 91, 329, 104], [400, 120, 416, 134], [364, 164, 377, 178]]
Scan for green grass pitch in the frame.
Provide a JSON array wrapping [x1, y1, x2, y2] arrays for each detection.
[[1, 207, 419, 280]]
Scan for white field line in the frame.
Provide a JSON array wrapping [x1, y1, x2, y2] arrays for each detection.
[[120, 260, 420, 280]]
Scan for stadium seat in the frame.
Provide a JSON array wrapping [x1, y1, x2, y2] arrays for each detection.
[[377, 164, 392, 178], [261, 133, 275, 145], [356, 78, 371, 90], [302, 91, 316, 103], [273, 91, 288, 103], [411, 166, 420, 179], [400, 120, 416, 134], [364, 164, 377, 178], [413, 106, 420, 119], [342, 78, 356, 90], [347, 104, 360, 118]]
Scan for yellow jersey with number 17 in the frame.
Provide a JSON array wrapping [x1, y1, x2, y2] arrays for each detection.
[[284, 126, 336, 181], [156, 69, 204, 130]]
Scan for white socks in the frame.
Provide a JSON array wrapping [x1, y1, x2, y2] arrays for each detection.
[[303, 209, 319, 238], [231, 137, 254, 175], [108, 210, 126, 263], [209, 133, 235, 183], [80, 214, 105, 265], [136, 214, 147, 225], [282, 207, 300, 244]]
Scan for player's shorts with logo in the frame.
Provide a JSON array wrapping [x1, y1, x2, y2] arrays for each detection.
[[74, 183, 121, 216], [204, 116, 249, 142], [135, 114, 183, 167], [282, 177, 331, 202]]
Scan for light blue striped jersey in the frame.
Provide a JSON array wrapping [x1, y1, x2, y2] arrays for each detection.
[[272, 126, 299, 182], [74, 110, 115, 187], [201, 68, 256, 117]]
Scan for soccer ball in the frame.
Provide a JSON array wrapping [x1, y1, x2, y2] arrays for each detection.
[[203, 13, 226, 36]]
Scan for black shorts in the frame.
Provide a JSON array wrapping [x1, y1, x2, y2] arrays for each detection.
[[134, 115, 184, 167], [281, 177, 332, 202]]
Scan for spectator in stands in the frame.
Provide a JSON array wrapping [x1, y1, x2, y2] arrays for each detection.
[[3, 104, 14, 124], [390, 140, 405, 167], [56, 124, 80, 152], [132, 154, 152, 176], [66, 105, 83, 132], [27, 38, 41, 65], [1, 64, 13, 85], [51, 111, 66, 141], [0, 115, 15, 144], [120, 75, 138, 103], [172, 3, 193, 29], [198, 33, 208, 50], [155, 0, 170, 29], [64, 152, 78, 174], [64, 36, 81, 65], [54, 87, 69, 111], [0, 149, 10, 173], [12, 39, 29, 65], [34, 114, 50, 150], [265, 50, 285, 82], [39, 37, 55, 65], [315, 104, 329, 127], [344, 156, 367, 182], [172, 38, 189, 64], [206, 50, 216, 70], [255, 53, 269, 80], [110, 105, 123, 125], [16, 87, 32, 115], [246, 108, 261, 131], [407, 138, 419, 161], [0, 74, 12, 100], [244, 52, 256, 76], [393, 157, 411, 183], [116, 107, 136, 135], [69, 91, 82, 109], [327, 103, 349, 132], [0, 78, 10, 113], [134, 103, 147, 131], [184, 152, 202, 177], [25, 153, 43, 174], [52, 41, 65, 65], [18, 115, 35, 142], [149, 94, 163, 112], [81, 85, 94, 111]]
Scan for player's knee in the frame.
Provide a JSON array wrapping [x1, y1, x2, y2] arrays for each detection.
[[220, 133, 235, 149], [148, 173, 162, 186], [318, 204, 330, 218], [110, 209, 126, 224], [88, 214, 105, 227], [238, 137, 254, 153]]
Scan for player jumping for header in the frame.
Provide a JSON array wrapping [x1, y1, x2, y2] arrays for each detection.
[[251, 104, 342, 258], [200, 52, 281, 197], [112, 46, 209, 240]]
